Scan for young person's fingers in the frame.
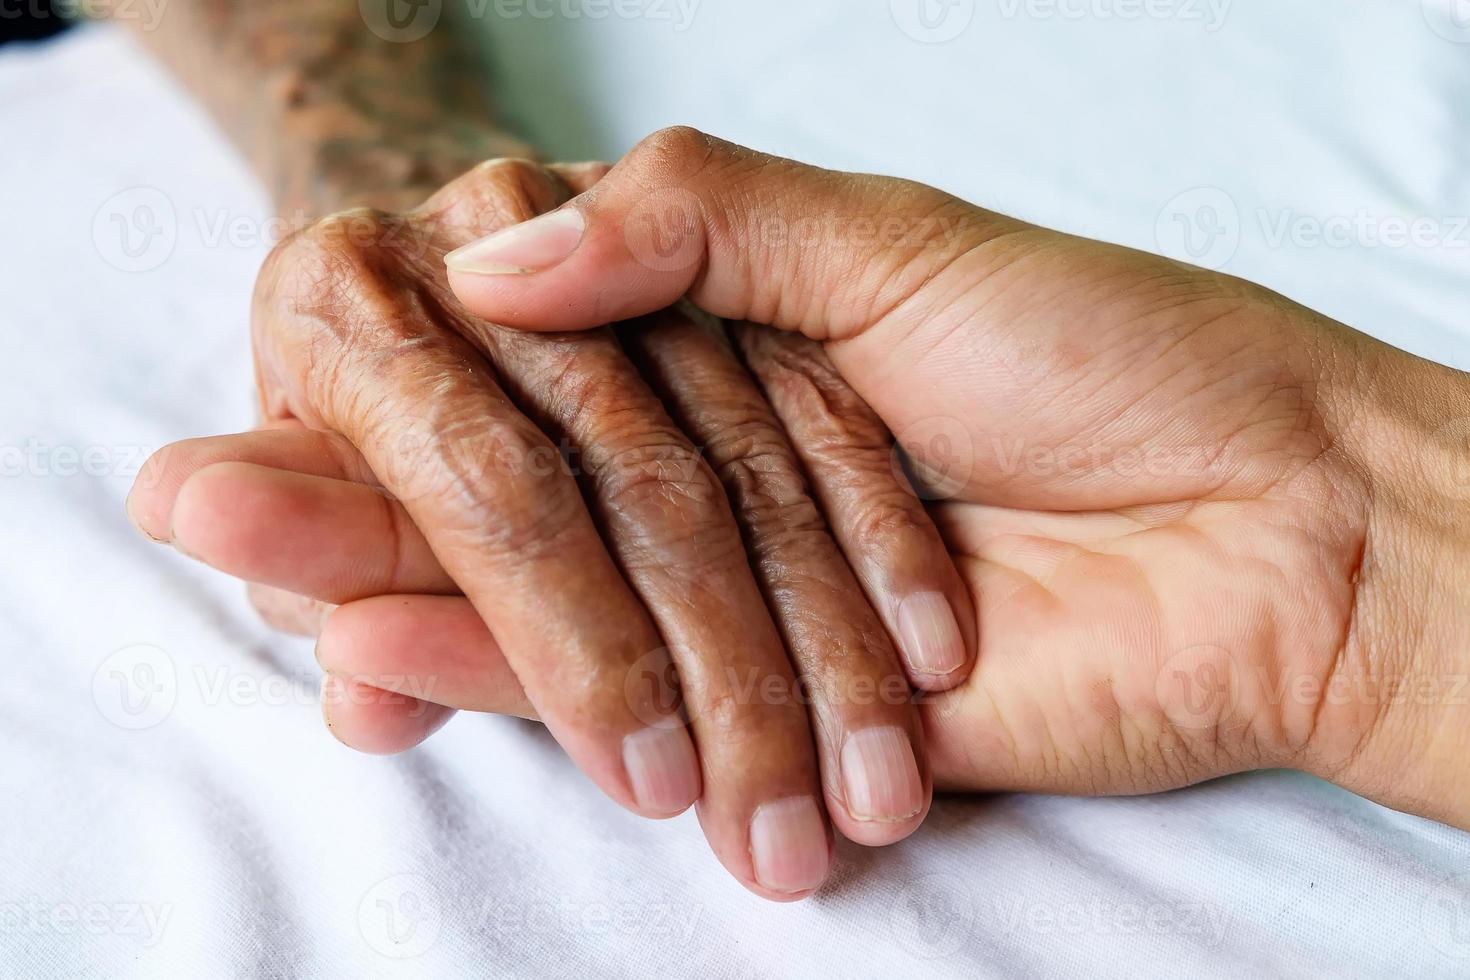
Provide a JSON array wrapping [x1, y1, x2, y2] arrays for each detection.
[[169, 462, 455, 602], [128, 427, 376, 543], [317, 594, 535, 717], [246, 582, 334, 636], [320, 673, 455, 755]]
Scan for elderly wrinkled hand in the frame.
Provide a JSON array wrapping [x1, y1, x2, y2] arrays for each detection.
[[126, 158, 979, 901]]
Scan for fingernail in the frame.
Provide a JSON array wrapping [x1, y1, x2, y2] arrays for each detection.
[[444, 207, 585, 275], [896, 592, 966, 676], [123, 490, 167, 543], [841, 726, 924, 823], [750, 796, 830, 894], [623, 725, 702, 815]]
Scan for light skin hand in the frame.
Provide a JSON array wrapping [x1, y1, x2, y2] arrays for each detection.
[[433, 127, 1470, 829]]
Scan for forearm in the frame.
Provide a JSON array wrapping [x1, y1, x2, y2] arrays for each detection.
[[107, 0, 531, 218]]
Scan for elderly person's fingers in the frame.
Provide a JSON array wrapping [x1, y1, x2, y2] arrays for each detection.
[[252, 208, 703, 825], [243, 160, 836, 897], [621, 309, 931, 844], [731, 324, 976, 691], [144, 400, 928, 847], [430, 161, 939, 844]]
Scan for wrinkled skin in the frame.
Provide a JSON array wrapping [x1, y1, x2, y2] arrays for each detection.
[[436, 128, 1470, 828], [130, 159, 984, 901]]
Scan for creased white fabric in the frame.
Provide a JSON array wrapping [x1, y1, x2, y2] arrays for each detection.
[[3, 4, 1470, 976]]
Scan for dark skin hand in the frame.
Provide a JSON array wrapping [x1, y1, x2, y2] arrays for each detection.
[[114, 3, 977, 899]]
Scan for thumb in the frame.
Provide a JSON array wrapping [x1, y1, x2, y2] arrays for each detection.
[[445, 128, 1283, 514], [443, 126, 1015, 345]]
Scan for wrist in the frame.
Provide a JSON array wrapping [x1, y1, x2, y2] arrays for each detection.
[[273, 125, 534, 220], [1306, 325, 1470, 826]]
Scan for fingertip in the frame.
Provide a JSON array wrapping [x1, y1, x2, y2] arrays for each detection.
[[170, 461, 277, 567], [124, 485, 168, 544], [320, 673, 455, 755]]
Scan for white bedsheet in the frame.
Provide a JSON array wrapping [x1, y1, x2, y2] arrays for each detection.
[[4, 4, 1470, 976]]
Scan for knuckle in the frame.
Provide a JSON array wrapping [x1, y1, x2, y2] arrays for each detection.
[[595, 435, 723, 525], [429, 157, 560, 237], [417, 414, 582, 555], [704, 419, 829, 551], [257, 211, 465, 421], [628, 125, 720, 184], [588, 432, 743, 575], [256, 209, 404, 343], [848, 493, 930, 552]]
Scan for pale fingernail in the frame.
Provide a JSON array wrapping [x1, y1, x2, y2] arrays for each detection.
[[841, 726, 924, 823], [623, 726, 702, 815], [123, 491, 166, 543], [444, 207, 585, 274], [896, 591, 966, 675], [750, 797, 830, 894]]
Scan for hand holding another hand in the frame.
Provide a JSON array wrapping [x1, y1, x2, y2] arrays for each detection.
[[442, 128, 1470, 831], [127, 158, 980, 900]]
